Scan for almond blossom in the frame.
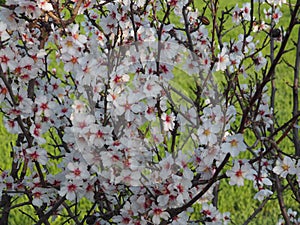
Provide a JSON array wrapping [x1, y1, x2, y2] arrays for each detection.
[[254, 189, 273, 201], [226, 160, 254, 186], [161, 112, 176, 131], [241, 3, 251, 21], [0, 22, 9, 41], [169, 175, 192, 205], [114, 91, 145, 122], [0, 47, 17, 72], [215, 48, 230, 71], [58, 180, 84, 201], [37, 0, 53, 11], [149, 204, 170, 225], [159, 154, 175, 180], [197, 121, 220, 145], [232, 5, 241, 24], [201, 203, 223, 224], [14, 1, 41, 19], [0, 0, 298, 224], [273, 156, 297, 178], [272, 7, 283, 23], [66, 162, 90, 180], [32, 187, 50, 207], [70, 24, 88, 48], [26, 146, 48, 165], [221, 134, 247, 157], [253, 52, 267, 71]]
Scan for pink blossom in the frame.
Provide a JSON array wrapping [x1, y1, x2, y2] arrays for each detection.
[[201, 203, 223, 224], [66, 162, 90, 180], [70, 24, 87, 47], [273, 156, 297, 178], [88, 124, 113, 147], [149, 204, 170, 225], [0, 0, 297, 223], [110, 73, 130, 90], [72, 100, 87, 114], [175, 151, 194, 179], [58, 180, 84, 201], [178, 105, 197, 127], [170, 211, 189, 225], [115, 170, 141, 186], [35, 95, 56, 117], [215, 48, 230, 71], [26, 146, 48, 165], [232, 5, 241, 24], [161, 112, 176, 131], [82, 181, 95, 201], [150, 127, 164, 145], [169, 175, 192, 205], [29, 122, 47, 145], [241, 3, 251, 21], [61, 53, 81, 73], [15, 1, 41, 19], [0, 47, 17, 72], [159, 154, 175, 180], [221, 134, 247, 157], [37, 0, 53, 11], [272, 7, 282, 23], [145, 99, 157, 121], [254, 189, 273, 201], [0, 8, 19, 30], [253, 52, 267, 71], [143, 76, 162, 97], [226, 160, 254, 186], [0, 22, 9, 41], [32, 187, 50, 207], [197, 121, 220, 145], [114, 92, 144, 122], [3, 117, 20, 134]]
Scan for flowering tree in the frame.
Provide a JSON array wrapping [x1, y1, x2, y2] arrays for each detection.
[[0, 0, 300, 224]]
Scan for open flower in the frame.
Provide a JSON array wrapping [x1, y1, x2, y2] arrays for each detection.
[[254, 189, 273, 201], [66, 162, 90, 180], [232, 4, 241, 24], [58, 180, 84, 201], [201, 203, 223, 223], [273, 156, 297, 178], [114, 92, 144, 122], [161, 112, 176, 131], [197, 121, 220, 145], [26, 146, 48, 165], [226, 160, 254, 186], [32, 187, 50, 207], [215, 47, 230, 71], [0, 22, 10, 40], [149, 204, 170, 225], [221, 134, 247, 157], [241, 3, 251, 21], [37, 0, 53, 11]]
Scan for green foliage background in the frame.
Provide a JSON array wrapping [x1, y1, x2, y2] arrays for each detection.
[[0, 0, 299, 224]]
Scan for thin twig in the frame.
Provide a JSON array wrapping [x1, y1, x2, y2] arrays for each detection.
[[275, 175, 291, 225], [293, 26, 300, 156], [242, 195, 273, 225]]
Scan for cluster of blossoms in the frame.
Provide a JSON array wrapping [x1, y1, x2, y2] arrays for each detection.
[[277, 208, 300, 225], [0, 0, 299, 224]]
